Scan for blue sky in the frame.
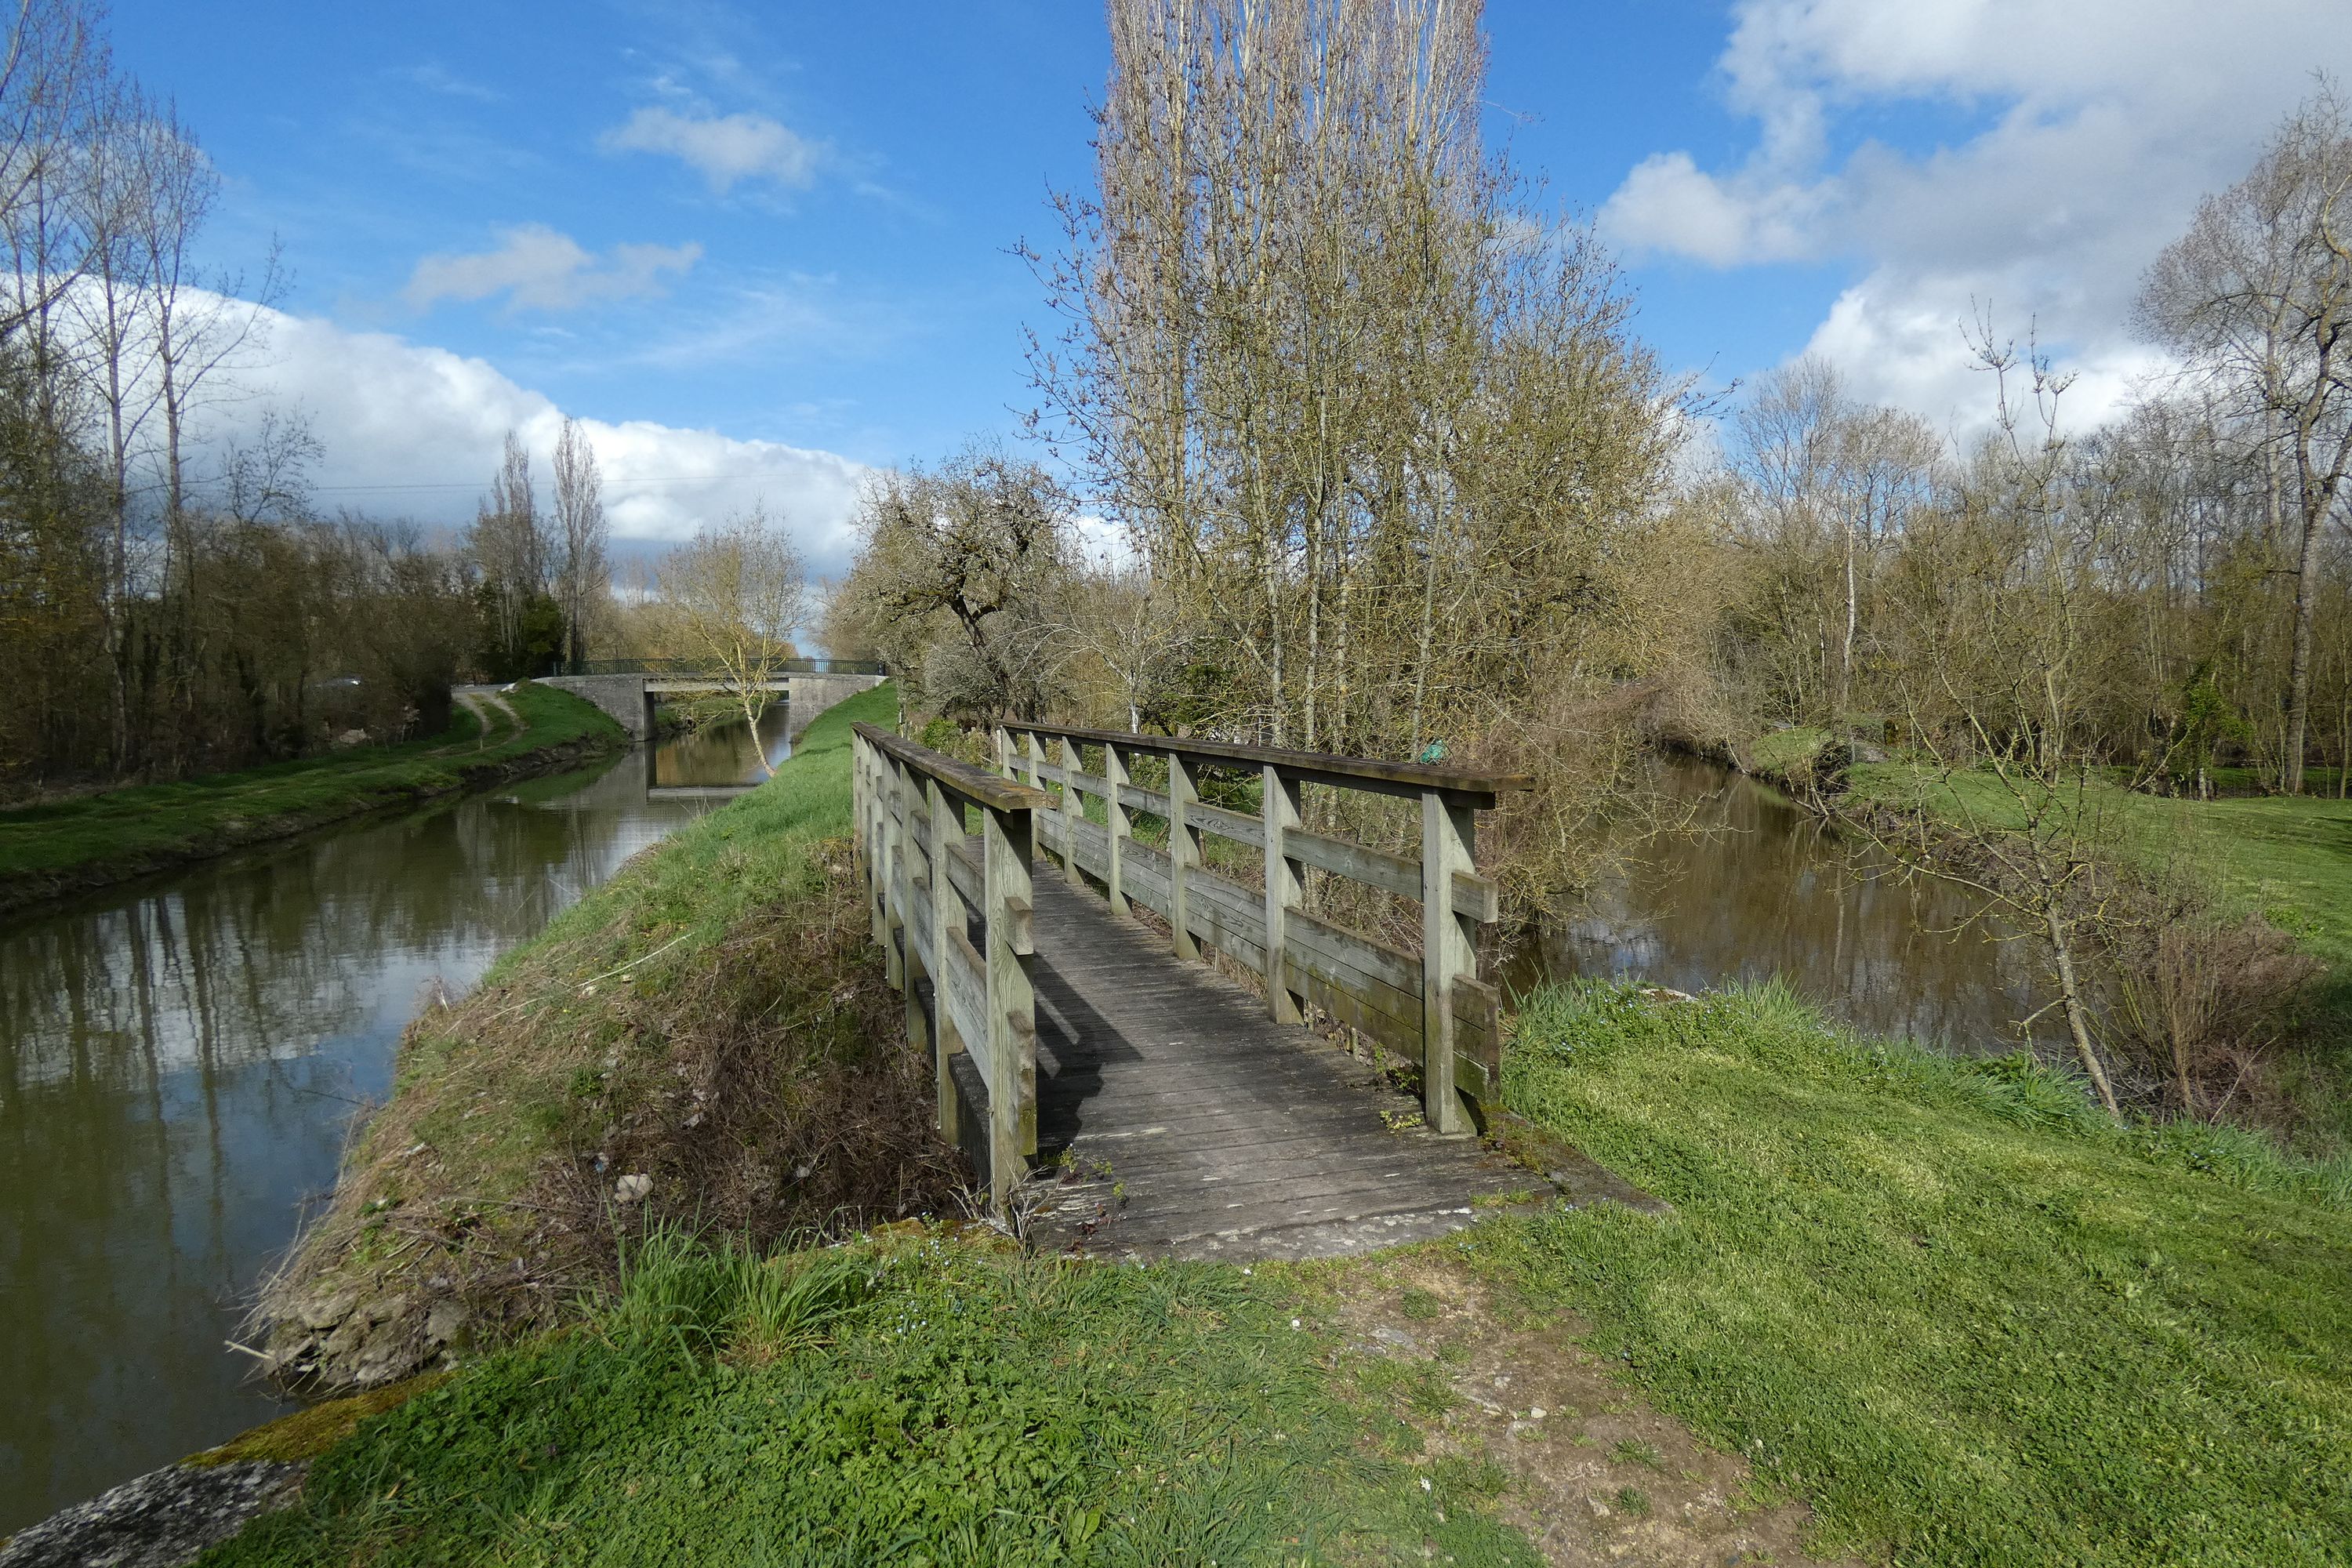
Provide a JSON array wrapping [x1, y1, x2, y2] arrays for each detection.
[[104, 0, 2352, 575]]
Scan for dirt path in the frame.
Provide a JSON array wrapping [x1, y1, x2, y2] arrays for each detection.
[[1325, 1254, 1863, 1567], [452, 687, 524, 749]]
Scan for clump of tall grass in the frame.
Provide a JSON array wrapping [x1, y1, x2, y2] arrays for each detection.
[[600, 1223, 888, 1362]]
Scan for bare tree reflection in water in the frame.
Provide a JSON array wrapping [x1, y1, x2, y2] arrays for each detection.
[[0, 746, 719, 1536], [1511, 760, 2067, 1055]]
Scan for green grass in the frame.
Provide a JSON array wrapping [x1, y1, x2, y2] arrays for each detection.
[[0, 683, 624, 908], [209, 1229, 1537, 1568], [1469, 980, 2352, 1566], [1744, 724, 1831, 789], [1845, 761, 2352, 971]]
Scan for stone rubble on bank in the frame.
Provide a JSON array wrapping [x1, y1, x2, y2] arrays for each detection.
[[0, 1461, 303, 1568]]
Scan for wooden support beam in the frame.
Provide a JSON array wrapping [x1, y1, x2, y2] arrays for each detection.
[[1421, 789, 1477, 1134], [880, 753, 906, 989], [982, 803, 1038, 1207], [1104, 742, 1132, 916], [927, 775, 964, 1145], [1167, 750, 1203, 962], [1262, 763, 1304, 1025], [1058, 735, 1083, 886]]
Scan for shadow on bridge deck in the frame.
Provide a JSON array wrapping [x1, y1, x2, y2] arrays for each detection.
[[1019, 877, 1540, 1261]]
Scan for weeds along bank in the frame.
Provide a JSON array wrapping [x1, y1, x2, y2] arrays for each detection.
[[0, 684, 628, 916], [255, 682, 958, 1392]]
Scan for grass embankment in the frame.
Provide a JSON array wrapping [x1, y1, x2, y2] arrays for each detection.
[[209, 978, 2352, 1566], [1479, 983, 2352, 1566], [0, 683, 626, 914], [256, 682, 955, 1392], [214, 1230, 1548, 1568]]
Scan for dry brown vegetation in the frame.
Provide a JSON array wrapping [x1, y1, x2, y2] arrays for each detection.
[[253, 720, 964, 1392]]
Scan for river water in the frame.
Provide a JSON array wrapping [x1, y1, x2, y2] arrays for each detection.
[[1511, 760, 2060, 1054], [0, 708, 792, 1536]]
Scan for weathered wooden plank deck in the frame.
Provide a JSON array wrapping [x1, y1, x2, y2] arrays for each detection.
[[1019, 878, 1539, 1260]]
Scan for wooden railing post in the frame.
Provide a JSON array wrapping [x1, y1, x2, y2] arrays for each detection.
[[901, 765, 933, 1086], [1020, 731, 1056, 875], [927, 775, 963, 1145], [857, 735, 885, 947], [1261, 763, 1304, 1024], [982, 802, 1038, 1209], [880, 754, 907, 989], [1103, 742, 1132, 916], [995, 723, 1014, 779], [1058, 735, 1083, 884], [1420, 789, 1476, 1134], [1167, 750, 1202, 961]]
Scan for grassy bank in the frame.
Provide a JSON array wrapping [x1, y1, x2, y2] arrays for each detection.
[[1477, 982, 2352, 1566], [205, 702, 2350, 1565], [256, 682, 954, 1392], [206, 978, 2352, 1565], [0, 683, 626, 915], [212, 1230, 1550, 1568], [1843, 762, 2352, 969]]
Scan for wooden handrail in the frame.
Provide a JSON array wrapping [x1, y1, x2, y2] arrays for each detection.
[[852, 724, 1042, 1215], [855, 723, 1052, 815], [991, 720, 1522, 1135], [996, 720, 1534, 809]]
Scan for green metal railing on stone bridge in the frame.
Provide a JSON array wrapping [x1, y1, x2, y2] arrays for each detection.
[[573, 656, 888, 677]]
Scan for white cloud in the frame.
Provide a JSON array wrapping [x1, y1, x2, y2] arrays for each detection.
[[600, 107, 823, 194], [403, 224, 702, 313], [1603, 0, 2352, 429], [221, 306, 871, 575]]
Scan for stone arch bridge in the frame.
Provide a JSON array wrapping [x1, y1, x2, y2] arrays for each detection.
[[542, 659, 887, 742]]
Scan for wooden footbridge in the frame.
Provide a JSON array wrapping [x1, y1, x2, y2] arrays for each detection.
[[851, 720, 1554, 1259]]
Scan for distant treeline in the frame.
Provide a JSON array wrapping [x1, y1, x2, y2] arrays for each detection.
[[0, 3, 625, 797]]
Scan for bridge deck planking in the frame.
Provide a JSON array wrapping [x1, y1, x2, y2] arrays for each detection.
[[1018, 877, 1537, 1261]]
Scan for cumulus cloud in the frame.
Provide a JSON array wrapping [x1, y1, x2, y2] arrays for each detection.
[[1603, 0, 2352, 428], [219, 305, 870, 575], [403, 224, 702, 313], [600, 107, 823, 194]]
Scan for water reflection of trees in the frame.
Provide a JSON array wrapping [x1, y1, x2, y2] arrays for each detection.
[[0, 763, 706, 1530], [0, 776, 695, 1091], [1531, 762, 2066, 1054]]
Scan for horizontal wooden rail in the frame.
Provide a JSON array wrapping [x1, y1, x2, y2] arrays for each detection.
[[994, 720, 1527, 1134], [852, 723, 1050, 1214], [998, 720, 1532, 808]]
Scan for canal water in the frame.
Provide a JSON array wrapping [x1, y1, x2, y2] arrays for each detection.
[[1510, 759, 2061, 1054], [0, 708, 791, 1536]]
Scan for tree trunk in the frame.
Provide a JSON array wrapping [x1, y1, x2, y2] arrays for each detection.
[[2045, 902, 2121, 1117], [2284, 491, 2323, 795]]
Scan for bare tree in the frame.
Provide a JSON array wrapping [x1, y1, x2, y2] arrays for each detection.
[[2139, 79, 2352, 794], [551, 414, 606, 672], [833, 443, 1075, 723], [655, 504, 807, 772], [1871, 331, 2133, 1116], [467, 428, 554, 675], [220, 405, 320, 524]]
